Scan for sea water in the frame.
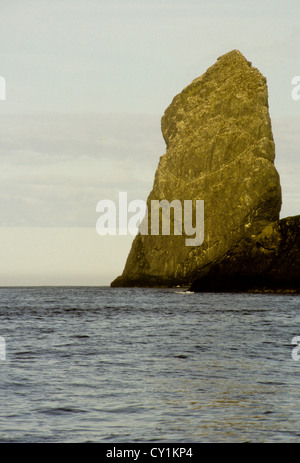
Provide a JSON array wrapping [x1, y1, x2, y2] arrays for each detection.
[[0, 286, 299, 443]]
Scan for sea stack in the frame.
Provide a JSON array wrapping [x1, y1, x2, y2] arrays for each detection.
[[111, 49, 283, 288]]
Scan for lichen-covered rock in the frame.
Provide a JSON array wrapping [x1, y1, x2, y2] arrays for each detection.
[[189, 215, 300, 293], [111, 50, 282, 288]]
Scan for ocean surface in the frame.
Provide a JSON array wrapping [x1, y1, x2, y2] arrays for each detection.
[[0, 286, 300, 443]]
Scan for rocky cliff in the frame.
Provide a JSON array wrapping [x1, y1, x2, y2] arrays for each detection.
[[111, 49, 285, 289], [190, 215, 300, 293]]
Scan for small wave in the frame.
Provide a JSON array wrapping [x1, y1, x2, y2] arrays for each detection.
[[174, 290, 194, 294], [38, 407, 87, 416], [14, 351, 37, 359]]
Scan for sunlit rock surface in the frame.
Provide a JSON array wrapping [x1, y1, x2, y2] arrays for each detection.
[[111, 50, 283, 288]]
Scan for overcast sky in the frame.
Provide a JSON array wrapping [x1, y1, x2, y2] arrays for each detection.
[[0, 0, 299, 285]]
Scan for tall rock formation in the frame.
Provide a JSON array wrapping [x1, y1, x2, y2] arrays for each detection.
[[111, 49, 282, 288]]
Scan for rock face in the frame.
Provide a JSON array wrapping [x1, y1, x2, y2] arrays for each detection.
[[190, 215, 300, 293], [111, 49, 282, 288]]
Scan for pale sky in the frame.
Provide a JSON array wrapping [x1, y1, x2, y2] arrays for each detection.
[[0, 0, 299, 285]]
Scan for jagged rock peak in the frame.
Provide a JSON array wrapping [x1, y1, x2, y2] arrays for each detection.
[[111, 50, 282, 288]]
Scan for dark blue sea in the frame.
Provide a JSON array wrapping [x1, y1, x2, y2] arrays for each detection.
[[0, 286, 300, 443]]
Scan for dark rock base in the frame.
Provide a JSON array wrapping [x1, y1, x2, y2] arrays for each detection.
[[189, 215, 300, 293]]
